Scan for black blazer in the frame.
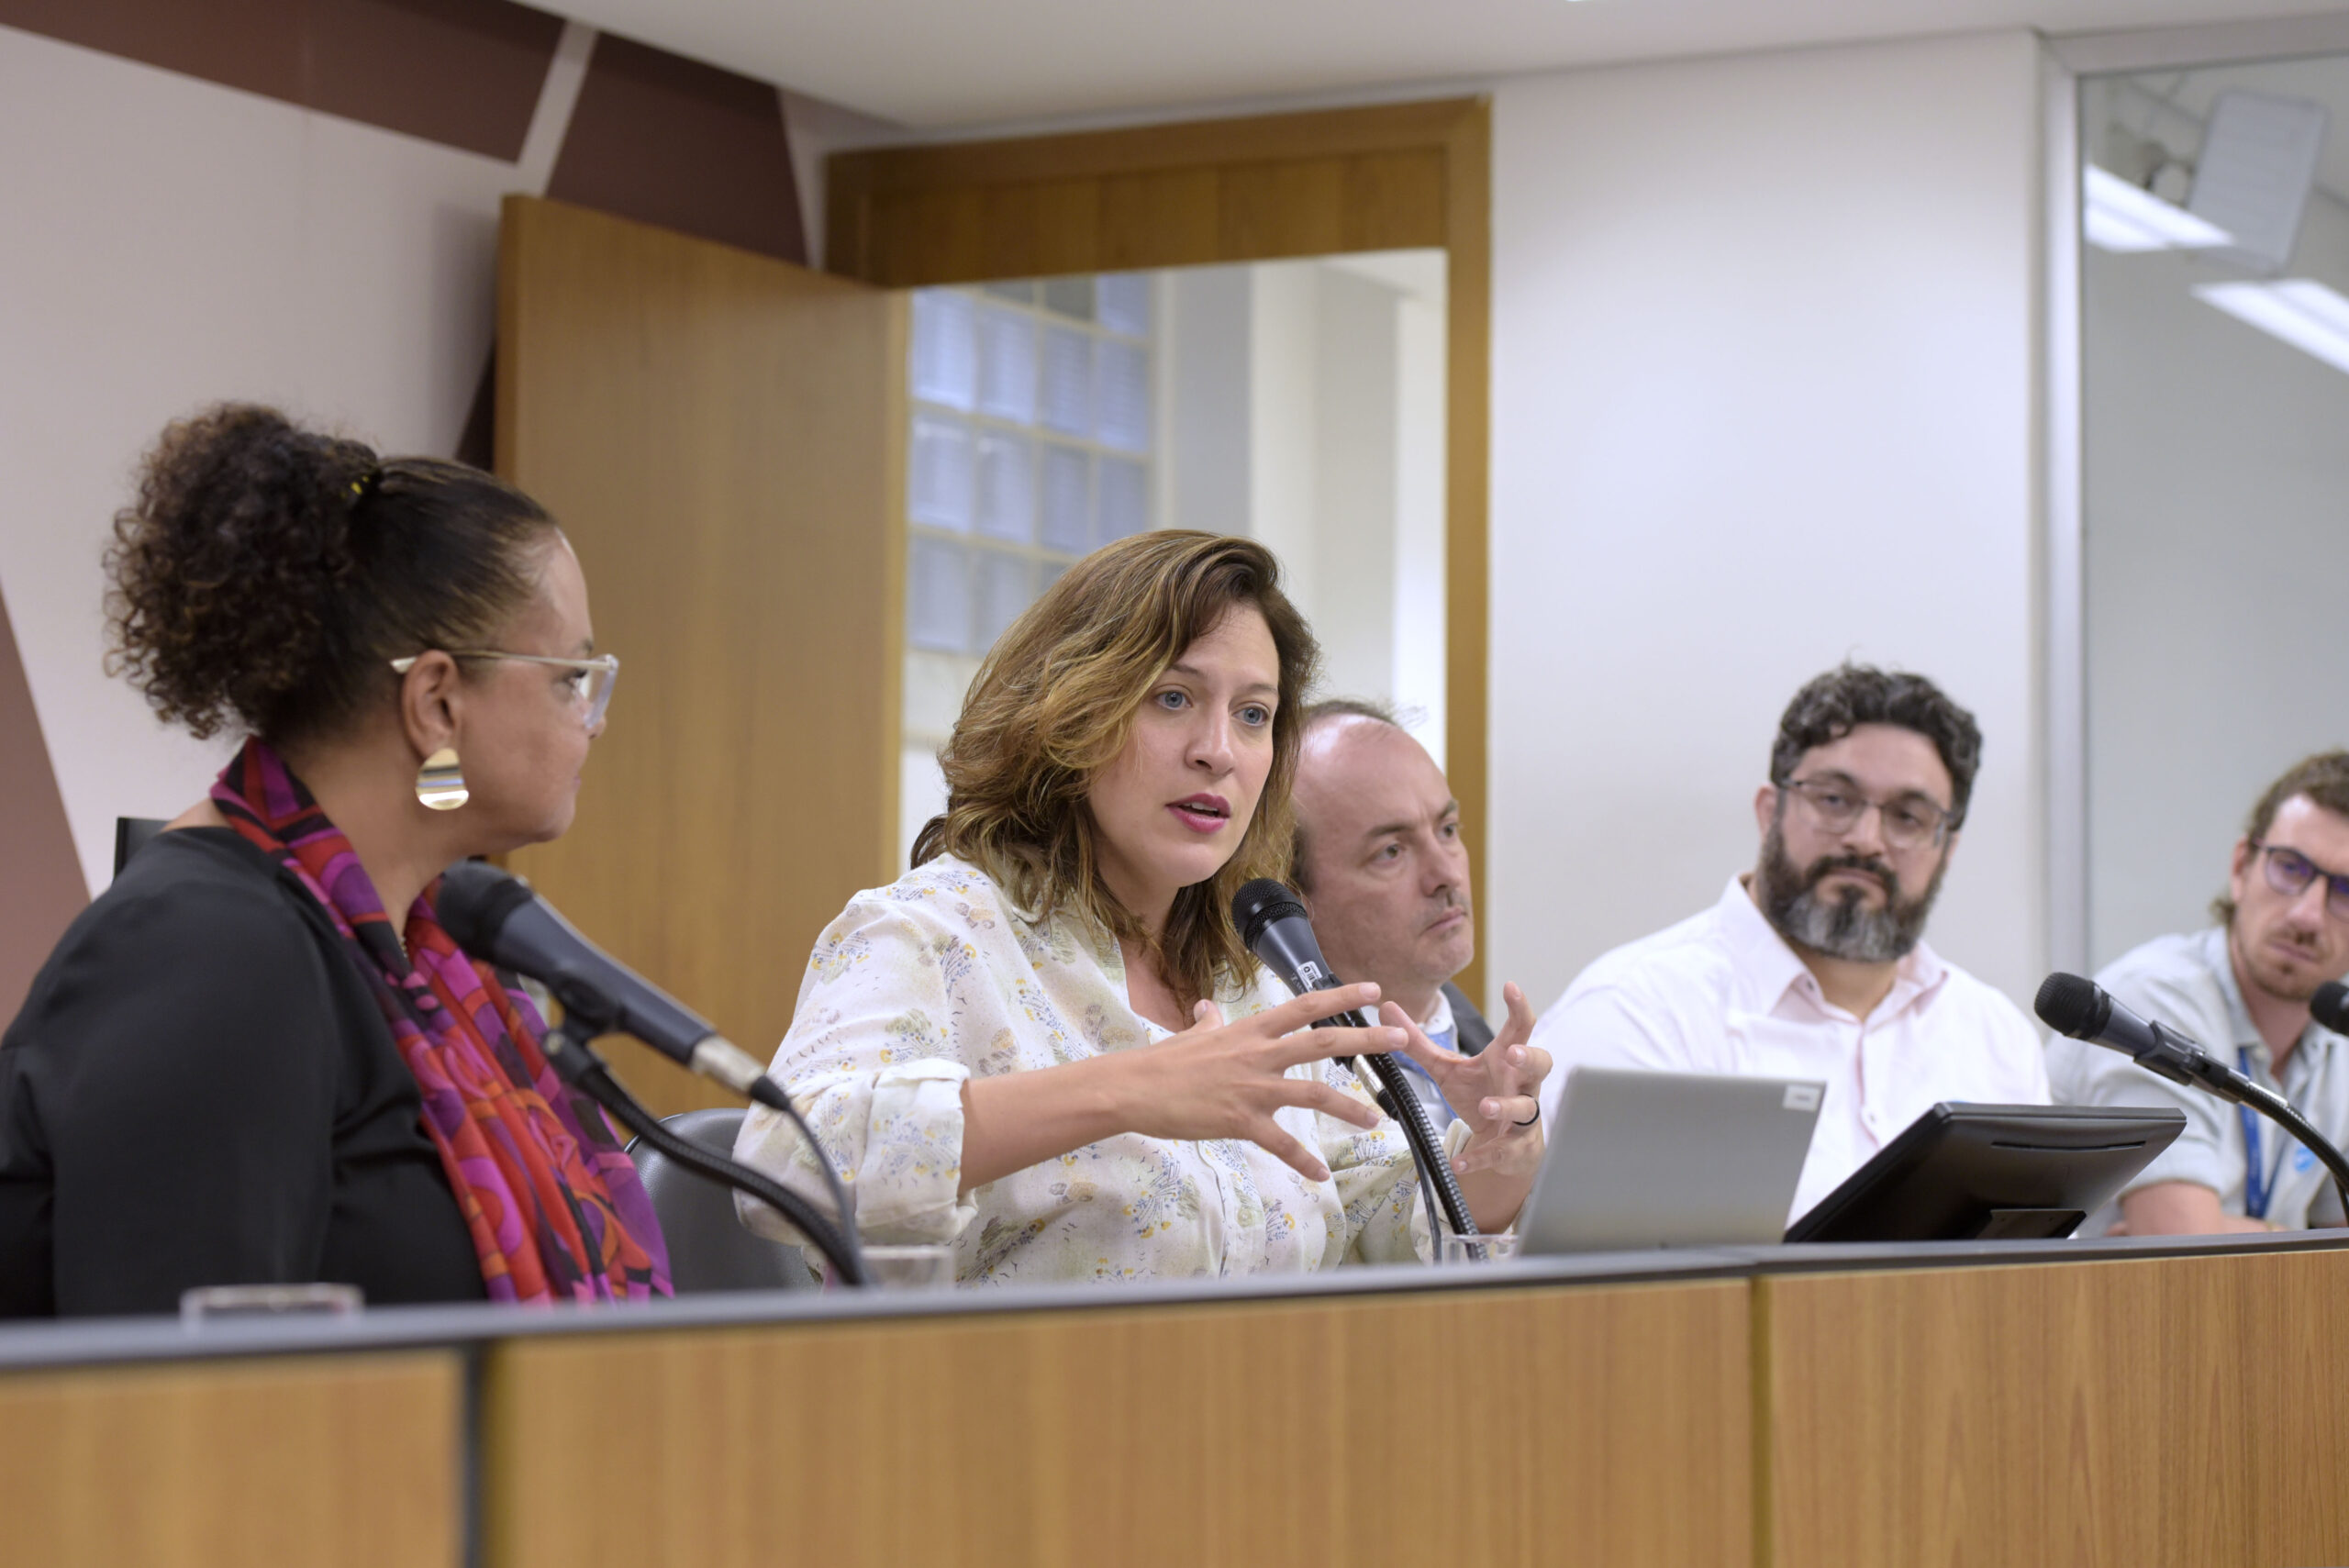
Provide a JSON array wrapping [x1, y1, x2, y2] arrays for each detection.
[[0, 828, 484, 1317]]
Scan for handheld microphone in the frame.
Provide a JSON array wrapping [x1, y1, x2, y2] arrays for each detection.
[[1231, 879, 1376, 1035], [2036, 970, 2349, 1218], [438, 861, 774, 1106], [1231, 878, 1479, 1241]]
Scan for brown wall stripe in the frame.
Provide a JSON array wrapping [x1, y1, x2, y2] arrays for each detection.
[[0, 594, 91, 1024], [546, 32, 807, 265], [0, 0, 562, 161], [0, 0, 820, 1020]]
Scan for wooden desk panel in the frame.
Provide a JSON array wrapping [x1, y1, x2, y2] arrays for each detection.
[[0, 1350, 462, 1568], [483, 1279, 1750, 1568], [1757, 1248, 2349, 1568], [2239, 1247, 2349, 1566]]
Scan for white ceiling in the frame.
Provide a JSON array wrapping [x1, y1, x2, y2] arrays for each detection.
[[554, 0, 2349, 129]]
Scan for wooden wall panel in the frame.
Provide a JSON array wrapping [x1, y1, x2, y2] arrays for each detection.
[[483, 1280, 1751, 1568], [827, 98, 1486, 210], [841, 151, 1445, 286], [0, 1351, 462, 1568], [497, 195, 903, 1114], [828, 98, 1496, 1004], [1757, 1249, 2349, 1567]]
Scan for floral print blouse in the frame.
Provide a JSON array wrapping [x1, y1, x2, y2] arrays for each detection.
[[732, 856, 1450, 1284]]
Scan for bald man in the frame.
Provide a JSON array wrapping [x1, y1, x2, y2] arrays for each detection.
[[1290, 699, 1534, 1128]]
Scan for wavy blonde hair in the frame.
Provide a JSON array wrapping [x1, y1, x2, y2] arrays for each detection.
[[912, 531, 1319, 1009]]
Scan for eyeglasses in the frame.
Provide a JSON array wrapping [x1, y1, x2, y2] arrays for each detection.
[[1780, 775, 1957, 851], [389, 651, 619, 728], [2248, 840, 2349, 921]]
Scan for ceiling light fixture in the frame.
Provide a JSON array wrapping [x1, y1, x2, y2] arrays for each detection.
[[2193, 279, 2349, 376], [2083, 165, 2232, 253]]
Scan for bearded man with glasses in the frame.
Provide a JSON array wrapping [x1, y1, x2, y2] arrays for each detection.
[[1528, 664, 2048, 1223], [2050, 752, 2349, 1235]]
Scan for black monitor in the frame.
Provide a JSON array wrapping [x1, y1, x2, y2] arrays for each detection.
[[1784, 1103, 2187, 1243]]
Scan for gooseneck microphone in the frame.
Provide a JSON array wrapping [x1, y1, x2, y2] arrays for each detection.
[[438, 862, 867, 1285], [2033, 972, 2269, 1104], [2035, 971, 2349, 1215], [439, 862, 769, 1099], [1232, 879, 1479, 1243], [2304, 980, 2349, 1042]]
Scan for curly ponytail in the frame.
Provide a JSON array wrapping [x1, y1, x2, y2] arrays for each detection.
[[105, 404, 555, 743]]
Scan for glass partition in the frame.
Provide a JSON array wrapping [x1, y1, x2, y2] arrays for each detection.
[[2079, 55, 2349, 965], [897, 252, 1449, 866]]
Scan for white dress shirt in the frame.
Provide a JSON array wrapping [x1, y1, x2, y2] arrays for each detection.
[[1529, 876, 2051, 1221], [732, 855, 1451, 1283]]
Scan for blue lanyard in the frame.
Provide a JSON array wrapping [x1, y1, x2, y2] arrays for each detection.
[[2239, 1047, 2277, 1220]]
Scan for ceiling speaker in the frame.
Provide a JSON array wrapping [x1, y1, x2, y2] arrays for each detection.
[[2188, 90, 2329, 274]]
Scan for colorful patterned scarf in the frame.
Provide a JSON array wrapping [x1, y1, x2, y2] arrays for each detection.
[[212, 740, 670, 1303]]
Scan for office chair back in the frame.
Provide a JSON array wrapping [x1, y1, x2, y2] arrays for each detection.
[[628, 1107, 815, 1293], [114, 817, 168, 878]]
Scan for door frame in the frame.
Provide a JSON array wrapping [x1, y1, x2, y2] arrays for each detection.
[[825, 96, 1496, 1000], [2037, 14, 2349, 973]]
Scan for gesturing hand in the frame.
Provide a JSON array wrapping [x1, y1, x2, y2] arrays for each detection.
[[1387, 982, 1549, 1179], [1119, 983, 1407, 1184]]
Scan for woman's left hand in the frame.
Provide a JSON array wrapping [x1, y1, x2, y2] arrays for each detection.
[[1386, 982, 1548, 1179]]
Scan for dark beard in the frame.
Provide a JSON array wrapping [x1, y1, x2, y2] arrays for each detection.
[[1756, 817, 1947, 963]]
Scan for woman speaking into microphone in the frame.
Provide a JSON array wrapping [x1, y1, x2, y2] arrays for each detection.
[[736, 532, 1545, 1283]]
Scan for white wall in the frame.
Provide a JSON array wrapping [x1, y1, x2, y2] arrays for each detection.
[[1163, 265, 1254, 539], [1165, 255, 1447, 730], [0, 26, 518, 889], [1247, 261, 1322, 626], [2083, 79, 2349, 967], [1486, 30, 2049, 1016], [1393, 290, 1447, 766], [1308, 263, 1402, 705]]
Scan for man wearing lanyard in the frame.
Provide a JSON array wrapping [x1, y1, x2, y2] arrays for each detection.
[[1287, 700, 1537, 1130], [2048, 751, 2349, 1233]]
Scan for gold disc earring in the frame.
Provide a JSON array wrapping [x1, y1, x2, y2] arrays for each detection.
[[415, 748, 469, 811]]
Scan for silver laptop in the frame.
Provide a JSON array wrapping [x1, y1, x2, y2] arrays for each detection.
[[1516, 1067, 1825, 1253]]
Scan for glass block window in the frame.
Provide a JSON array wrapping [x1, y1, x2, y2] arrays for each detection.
[[901, 272, 1158, 866]]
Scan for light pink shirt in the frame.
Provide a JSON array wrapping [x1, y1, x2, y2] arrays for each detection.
[[1529, 876, 2051, 1221]]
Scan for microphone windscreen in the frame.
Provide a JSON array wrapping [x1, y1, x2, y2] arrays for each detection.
[[2312, 980, 2349, 1037], [1231, 878, 1308, 949], [2033, 972, 2105, 1038], [437, 860, 536, 957]]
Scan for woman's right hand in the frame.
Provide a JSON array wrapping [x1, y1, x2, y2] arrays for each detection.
[[1111, 984, 1404, 1184]]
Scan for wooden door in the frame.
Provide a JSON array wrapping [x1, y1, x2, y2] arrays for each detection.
[[495, 194, 904, 1116]]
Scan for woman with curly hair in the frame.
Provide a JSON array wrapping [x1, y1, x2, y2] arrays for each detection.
[[0, 405, 667, 1316], [734, 531, 1547, 1283]]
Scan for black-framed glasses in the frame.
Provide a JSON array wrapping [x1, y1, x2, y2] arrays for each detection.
[[2248, 840, 2349, 920], [1780, 775, 1956, 851]]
